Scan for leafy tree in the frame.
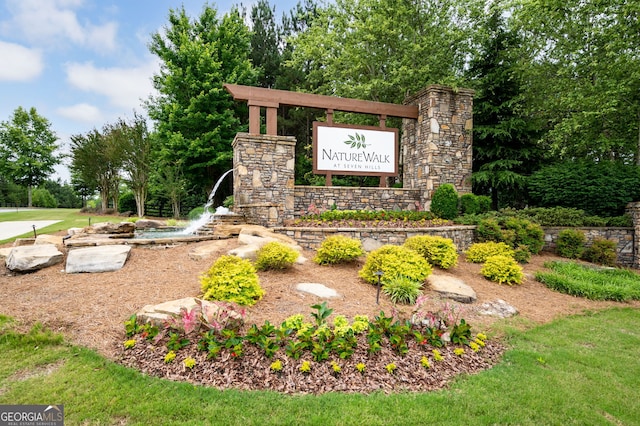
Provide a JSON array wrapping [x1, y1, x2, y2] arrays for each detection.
[[42, 179, 82, 208], [70, 129, 123, 212], [289, 0, 477, 103], [0, 107, 60, 207], [146, 5, 258, 199], [150, 159, 188, 219], [108, 112, 154, 217], [512, 0, 640, 163], [466, 7, 543, 209]]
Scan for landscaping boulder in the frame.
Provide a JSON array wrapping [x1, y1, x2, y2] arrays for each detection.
[[35, 234, 64, 247], [5, 244, 63, 272], [477, 299, 518, 318], [427, 275, 477, 303], [65, 245, 131, 273], [296, 283, 341, 299], [134, 219, 166, 230], [84, 222, 135, 234]]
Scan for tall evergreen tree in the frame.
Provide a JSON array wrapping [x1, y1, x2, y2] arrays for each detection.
[[467, 8, 542, 209]]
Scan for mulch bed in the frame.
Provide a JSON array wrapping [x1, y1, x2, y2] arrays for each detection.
[[118, 334, 505, 394]]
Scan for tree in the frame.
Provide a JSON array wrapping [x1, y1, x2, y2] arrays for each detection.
[[109, 112, 154, 217], [512, 0, 640, 163], [289, 0, 477, 103], [0, 107, 60, 207], [70, 128, 123, 212], [466, 7, 543, 209], [250, 0, 281, 89], [146, 5, 258, 200]]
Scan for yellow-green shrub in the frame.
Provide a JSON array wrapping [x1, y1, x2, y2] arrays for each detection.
[[403, 235, 458, 269], [314, 235, 364, 265], [359, 245, 432, 285], [465, 242, 515, 263], [481, 255, 524, 285], [200, 255, 264, 306], [254, 241, 299, 270]]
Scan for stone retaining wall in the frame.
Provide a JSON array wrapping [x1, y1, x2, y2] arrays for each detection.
[[274, 225, 636, 268]]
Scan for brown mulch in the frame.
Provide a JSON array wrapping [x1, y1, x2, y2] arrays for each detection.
[[1, 235, 638, 394]]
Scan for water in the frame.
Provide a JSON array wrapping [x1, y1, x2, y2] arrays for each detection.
[[181, 169, 234, 235]]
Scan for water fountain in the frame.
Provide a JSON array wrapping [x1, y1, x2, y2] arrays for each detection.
[[180, 168, 235, 235]]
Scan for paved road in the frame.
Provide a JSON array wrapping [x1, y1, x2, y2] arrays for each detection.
[[0, 220, 61, 240]]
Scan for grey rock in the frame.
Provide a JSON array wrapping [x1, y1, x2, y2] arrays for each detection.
[[427, 274, 477, 303], [5, 244, 63, 272], [85, 222, 135, 234], [134, 219, 166, 229], [35, 234, 64, 247], [296, 283, 340, 298], [65, 245, 131, 273], [362, 237, 384, 252], [477, 299, 518, 318]]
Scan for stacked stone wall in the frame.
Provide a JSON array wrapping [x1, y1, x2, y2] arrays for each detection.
[[294, 186, 421, 217], [542, 227, 634, 266]]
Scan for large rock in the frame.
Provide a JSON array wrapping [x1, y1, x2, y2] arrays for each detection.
[[35, 234, 64, 247], [137, 297, 200, 325], [65, 245, 131, 273], [188, 240, 231, 260], [137, 297, 244, 327], [134, 219, 166, 229], [477, 299, 518, 318], [296, 283, 341, 299], [84, 222, 135, 234], [5, 244, 63, 272], [427, 274, 477, 303]]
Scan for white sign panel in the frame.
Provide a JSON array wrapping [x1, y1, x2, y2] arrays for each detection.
[[314, 124, 397, 175]]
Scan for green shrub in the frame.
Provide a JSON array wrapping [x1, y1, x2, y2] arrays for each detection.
[[513, 245, 531, 264], [459, 193, 480, 215], [430, 184, 459, 220], [477, 196, 492, 213], [403, 235, 458, 269], [382, 276, 423, 304], [465, 242, 514, 263], [188, 206, 206, 220], [118, 191, 136, 213], [481, 255, 524, 285], [607, 215, 633, 227], [32, 188, 57, 208], [254, 242, 299, 271], [314, 235, 364, 265], [476, 216, 544, 255], [359, 245, 432, 285], [556, 229, 586, 259], [582, 238, 617, 267], [200, 255, 264, 306]]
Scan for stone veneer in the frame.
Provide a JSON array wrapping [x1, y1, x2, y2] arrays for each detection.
[[625, 202, 640, 268], [402, 85, 474, 208], [542, 227, 634, 267]]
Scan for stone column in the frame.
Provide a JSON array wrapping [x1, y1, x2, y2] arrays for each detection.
[[402, 85, 474, 209], [232, 133, 296, 227], [625, 202, 640, 268]]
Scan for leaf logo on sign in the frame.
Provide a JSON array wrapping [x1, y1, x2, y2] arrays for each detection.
[[344, 132, 367, 149]]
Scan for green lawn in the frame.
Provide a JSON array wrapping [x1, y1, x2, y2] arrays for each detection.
[[1, 308, 639, 425], [0, 208, 123, 244]]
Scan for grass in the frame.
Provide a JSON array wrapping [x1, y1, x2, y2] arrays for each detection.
[[0, 208, 125, 244], [536, 261, 640, 301], [1, 308, 639, 425]]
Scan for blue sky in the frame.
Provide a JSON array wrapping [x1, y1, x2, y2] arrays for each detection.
[[0, 0, 300, 182]]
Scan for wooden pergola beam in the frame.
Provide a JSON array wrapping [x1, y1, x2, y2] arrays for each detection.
[[224, 84, 418, 121]]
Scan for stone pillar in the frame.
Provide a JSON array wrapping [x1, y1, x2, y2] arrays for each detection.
[[232, 133, 296, 227], [402, 85, 474, 209], [625, 202, 640, 268]]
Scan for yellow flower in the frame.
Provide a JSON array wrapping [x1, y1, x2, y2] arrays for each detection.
[[270, 360, 283, 372], [331, 361, 341, 374], [420, 356, 430, 369], [300, 361, 311, 373], [469, 341, 480, 352], [164, 350, 176, 363], [123, 339, 136, 349], [454, 348, 465, 356], [432, 349, 444, 361], [183, 356, 196, 369], [474, 338, 486, 347], [355, 363, 366, 373], [477, 332, 487, 341], [385, 363, 397, 374]]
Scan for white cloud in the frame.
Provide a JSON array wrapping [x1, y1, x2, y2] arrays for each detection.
[[3, 0, 118, 52], [65, 59, 159, 110], [56, 103, 102, 123], [0, 41, 43, 81]]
